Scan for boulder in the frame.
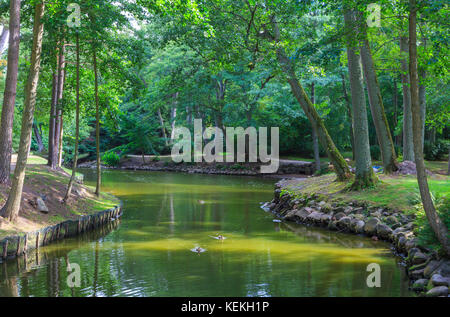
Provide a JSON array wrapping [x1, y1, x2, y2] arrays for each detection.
[[424, 260, 443, 279], [364, 218, 380, 236], [354, 220, 365, 234], [385, 215, 399, 225], [376, 223, 392, 240], [412, 279, 428, 292], [334, 212, 346, 221], [431, 274, 450, 287], [411, 252, 428, 265], [409, 269, 425, 280], [426, 286, 448, 297], [336, 216, 351, 230], [307, 211, 324, 224], [36, 197, 49, 214]]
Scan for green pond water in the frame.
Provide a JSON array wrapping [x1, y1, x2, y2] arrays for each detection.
[[0, 170, 413, 297]]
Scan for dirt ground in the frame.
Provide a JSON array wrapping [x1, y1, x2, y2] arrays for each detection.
[[0, 164, 118, 237]]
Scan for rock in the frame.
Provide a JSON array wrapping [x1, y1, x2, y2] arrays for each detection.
[[411, 252, 428, 265], [371, 211, 382, 218], [307, 211, 324, 223], [397, 236, 407, 251], [376, 223, 392, 240], [412, 279, 428, 291], [344, 206, 355, 214], [426, 286, 448, 297], [364, 218, 380, 236], [385, 215, 399, 225], [438, 262, 450, 277], [336, 216, 351, 230], [431, 274, 450, 287], [320, 203, 332, 213], [334, 212, 346, 221], [355, 220, 365, 234], [36, 197, 49, 214], [424, 260, 443, 279], [405, 239, 418, 251], [409, 269, 425, 280]]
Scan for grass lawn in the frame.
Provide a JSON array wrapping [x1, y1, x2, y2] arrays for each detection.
[[280, 172, 449, 212]]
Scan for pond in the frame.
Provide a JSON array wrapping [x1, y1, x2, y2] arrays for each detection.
[[0, 170, 413, 297]]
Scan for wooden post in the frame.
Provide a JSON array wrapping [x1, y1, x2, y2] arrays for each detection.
[[16, 236, 21, 257], [23, 234, 28, 255], [43, 230, 48, 246], [36, 232, 40, 249], [2, 240, 8, 260]]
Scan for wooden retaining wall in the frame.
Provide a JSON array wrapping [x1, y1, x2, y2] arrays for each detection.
[[0, 204, 122, 263]]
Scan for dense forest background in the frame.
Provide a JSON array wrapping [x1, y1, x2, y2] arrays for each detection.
[[0, 0, 447, 166]]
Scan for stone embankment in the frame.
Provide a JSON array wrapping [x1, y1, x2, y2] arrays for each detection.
[[79, 160, 316, 176], [262, 182, 450, 297]]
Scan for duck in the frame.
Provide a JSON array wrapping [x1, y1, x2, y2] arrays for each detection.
[[197, 200, 206, 204]]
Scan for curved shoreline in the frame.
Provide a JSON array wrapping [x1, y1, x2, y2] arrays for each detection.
[[0, 203, 123, 263], [263, 181, 450, 297], [78, 160, 316, 177]]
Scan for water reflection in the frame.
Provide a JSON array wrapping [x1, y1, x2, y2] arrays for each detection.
[[0, 170, 412, 297]]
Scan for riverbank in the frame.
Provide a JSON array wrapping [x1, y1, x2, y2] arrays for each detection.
[[78, 155, 316, 176], [263, 173, 450, 297], [0, 163, 120, 241]]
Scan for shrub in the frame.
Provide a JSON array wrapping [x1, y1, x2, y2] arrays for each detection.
[[424, 139, 448, 161], [413, 192, 450, 253], [102, 151, 120, 167]]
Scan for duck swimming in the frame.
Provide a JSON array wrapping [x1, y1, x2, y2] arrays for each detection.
[[190, 247, 206, 254], [210, 234, 226, 240]]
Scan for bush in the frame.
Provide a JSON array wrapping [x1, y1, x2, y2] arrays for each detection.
[[413, 192, 450, 253], [102, 152, 120, 167], [424, 139, 448, 161]]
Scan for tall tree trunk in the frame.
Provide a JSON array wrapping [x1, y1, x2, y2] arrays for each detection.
[[33, 120, 44, 152], [64, 33, 80, 203], [393, 77, 402, 146], [344, 9, 376, 189], [47, 71, 58, 168], [341, 73, 355, 160], [409, 0, 449, 256], [400, 36, 415, 161], [0, 1, 45, 222], [0, 25, 9, 55], [418, 38, 426, 150], [0, 0, 21, 184], [311, 82, 320, 171], [268, 17, 350, 181], [93, 46, 101, 197], [357, 15, 398, 173], [55, 42, 66, 168]]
